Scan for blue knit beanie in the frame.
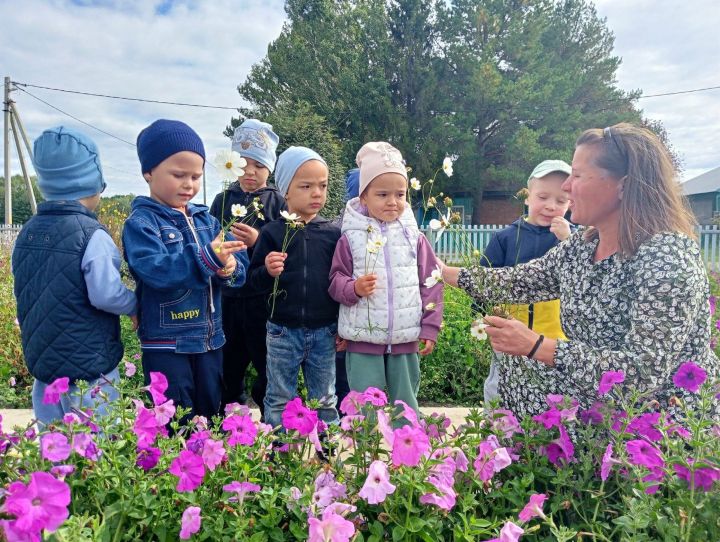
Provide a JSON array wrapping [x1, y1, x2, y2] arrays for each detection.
[[275, 146, 327, 197], [231, 119, 279, 172], [33, 126, 106, 201], [136, 119, 205, 174], [345, 168, 359, 202]]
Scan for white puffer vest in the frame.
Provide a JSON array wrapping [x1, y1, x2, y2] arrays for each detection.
[[338, 198, 423, 346]]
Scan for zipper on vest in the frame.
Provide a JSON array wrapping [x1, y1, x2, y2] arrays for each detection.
[[380, 221, 393, 353], [184, 214, 215, 314]]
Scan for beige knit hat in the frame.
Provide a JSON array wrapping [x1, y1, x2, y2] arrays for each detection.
[[356, 142, 408, 195]]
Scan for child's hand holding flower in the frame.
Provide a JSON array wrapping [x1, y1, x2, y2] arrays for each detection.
[[231, 222, 260, 248], [211, 233, 246, 265], [354, 274, 377, 297], [550, 216, 571, 241], [219, 254, 237, 277], [265, 251, 287, 277]]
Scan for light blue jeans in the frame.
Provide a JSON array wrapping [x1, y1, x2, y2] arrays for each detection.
[[264, 322, 339, 429], [31, 367, 121, 429]]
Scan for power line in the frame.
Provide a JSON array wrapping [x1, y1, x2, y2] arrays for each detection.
[[14, 86, 137, 147], [13, 81, 241, 111], [12, 80, 720, 109], [640, 85, 720, 99]]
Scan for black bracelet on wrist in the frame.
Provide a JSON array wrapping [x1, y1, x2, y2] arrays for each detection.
[[527, 334, 545, 359]]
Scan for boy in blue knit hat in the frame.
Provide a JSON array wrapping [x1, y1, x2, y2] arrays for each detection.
[[12, 126, 137, 427], [248, 146, 341, 431], [210, 119, 286, 415], [123, 119, 249, 421]]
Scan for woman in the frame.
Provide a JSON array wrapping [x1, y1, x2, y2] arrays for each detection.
[[442, 123, 719, 418]]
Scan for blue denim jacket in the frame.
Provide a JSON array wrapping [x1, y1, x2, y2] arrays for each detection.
[[123, 196, 249, 353]]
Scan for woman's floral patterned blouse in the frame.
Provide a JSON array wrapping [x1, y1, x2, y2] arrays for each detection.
[[458, 231, 720, 419]]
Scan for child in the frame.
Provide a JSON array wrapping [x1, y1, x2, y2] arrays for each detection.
[[12, 126, 137, 426], [329, 142, 444, 416], [123, 119, 248, 421], [210, 119, 285, 415], [480, 159, 573, 404], [248, 146, 340, 429]]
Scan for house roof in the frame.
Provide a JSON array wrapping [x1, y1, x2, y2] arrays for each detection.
[[682, 166, 720, 196]]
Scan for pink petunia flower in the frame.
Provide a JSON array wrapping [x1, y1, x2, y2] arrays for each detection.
[[2, 471, 71, 536], [358, 461, 396, 504], [223, 414, 258, 447], [598, 371, 625, 396], [201, 438, 225, 471], [376, 410, 395, 447], [50, 464, 76, 480], [626, 439, 664, 470], [72, 433, 101, 461], [601, 442, 617, 481], [490, 409, 522, 438], [146, 372, 169, 405], [419, 475, 457, 511], [133, 406, 163, 447], [313, 471, 347, 512], [282, 398, 318, 436], [223, 481, 261, 503], [168, 450, 205, 492], [41, 433, 72, 462], [710, 295, 716, 316], [42, 377, 70, 405], [124, 361, 136, 377], [394, 400, 420, 426], [579, 401, 605, 425], [338, 390, 364, 415], [474, 436, 512, 482], [307, 508, 356, 542], [518, 493, 547, 523], [533, 408, 562, 429], [136, 446, 161, 471], [674, 462, 720, 491], [153, 400, 176, 426], [391, 425, 430, 467], [484, 521, 524, 542], [179, 506, 201, 540], [672, 361, 707, 393], [363, 387, 387, 407], [544, 426, 575, 467], [626, 412, 663, 442]]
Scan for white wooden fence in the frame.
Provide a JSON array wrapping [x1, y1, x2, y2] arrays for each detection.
[[0, 225, 22, 249], [3, 223, 720, 271], [423, 224, 720, 271]]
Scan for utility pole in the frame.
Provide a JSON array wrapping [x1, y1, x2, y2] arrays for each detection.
[[3, 77, 10, 225], [2, 77, 38, 224]]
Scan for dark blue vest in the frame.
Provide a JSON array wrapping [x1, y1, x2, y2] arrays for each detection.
[[12, 201, 124, 383]]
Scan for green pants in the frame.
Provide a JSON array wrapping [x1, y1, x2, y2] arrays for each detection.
[[346, 352, 420, 415]]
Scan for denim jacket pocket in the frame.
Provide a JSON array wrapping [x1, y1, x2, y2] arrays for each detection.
[[159, 227, 184, 252], [160, 289, 208, 329]]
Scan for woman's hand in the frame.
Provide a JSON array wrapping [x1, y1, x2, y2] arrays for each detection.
[[483, 315, 556, 367]]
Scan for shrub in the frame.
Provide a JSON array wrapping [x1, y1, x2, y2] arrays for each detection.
[[0, 367, 718, 541], [419, 287, 492, 405], [0, 247, 31, 408]]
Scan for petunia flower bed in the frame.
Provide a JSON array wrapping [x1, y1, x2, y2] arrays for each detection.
[[0, 363, 719, 541]]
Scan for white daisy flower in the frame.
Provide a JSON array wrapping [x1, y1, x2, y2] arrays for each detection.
[[214, 149, 247, 181]]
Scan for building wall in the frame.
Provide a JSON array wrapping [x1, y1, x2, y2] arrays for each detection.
[[688, 193, 715, 224], [478, 196, 523, 225]]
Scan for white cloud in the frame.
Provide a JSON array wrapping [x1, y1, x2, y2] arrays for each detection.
[[0, 0, 287, 201], [594, 0, 720, 180], [2, 0, 718, 205]]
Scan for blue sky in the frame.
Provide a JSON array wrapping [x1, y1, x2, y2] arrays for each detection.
[[1, 0, 718, 203]]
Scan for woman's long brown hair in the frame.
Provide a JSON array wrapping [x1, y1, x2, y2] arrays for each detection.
[[576, 122, 696, 257]]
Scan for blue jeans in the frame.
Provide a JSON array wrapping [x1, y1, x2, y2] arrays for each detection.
[[32, 367, 121, 429], [264, 322, 339, 429]]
